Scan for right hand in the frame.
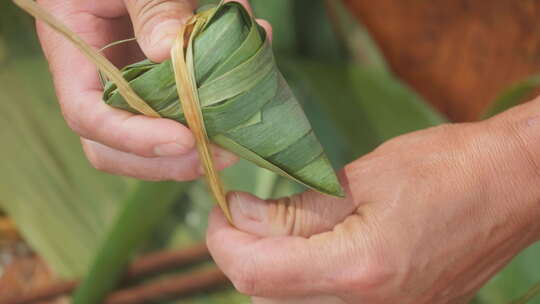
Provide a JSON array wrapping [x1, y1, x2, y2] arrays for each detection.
[[36, 0, 253, 181], [207, 101, 540, 303]]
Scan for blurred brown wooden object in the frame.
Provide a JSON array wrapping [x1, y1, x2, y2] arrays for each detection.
[[0, 218, 21, 242], [0, 255, 65, 304], [0, 244, 220, 304], [343, 0, 540, 121]]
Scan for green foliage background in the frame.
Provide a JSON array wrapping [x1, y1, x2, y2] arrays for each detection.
[[1, 0, 540, 303]]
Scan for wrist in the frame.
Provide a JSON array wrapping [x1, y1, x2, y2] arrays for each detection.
[[484, 101, 540, 240]]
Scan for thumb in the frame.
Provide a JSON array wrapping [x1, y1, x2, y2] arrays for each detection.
[[228, 173, 357, 237], [124, 0, 197, 62]]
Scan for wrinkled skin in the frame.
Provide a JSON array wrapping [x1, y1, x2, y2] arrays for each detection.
[[38, 0, 540, 303], [207, 99, 540, 304], [36, 0, 270, 181]]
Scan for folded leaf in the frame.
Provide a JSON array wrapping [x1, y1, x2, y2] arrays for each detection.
[[104, 2, 343, 197]]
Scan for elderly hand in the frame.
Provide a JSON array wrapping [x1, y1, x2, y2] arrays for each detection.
[[207, 98, 540, 303], [36, 0, 267, 181]]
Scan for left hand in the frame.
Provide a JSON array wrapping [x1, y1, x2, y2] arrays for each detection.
[[36, 0, 268, 182], [206, 99, 540, 304]]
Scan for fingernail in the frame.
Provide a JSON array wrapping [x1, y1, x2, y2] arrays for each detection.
[[154, 143, 190, 157], [230, 192, 266, 222]]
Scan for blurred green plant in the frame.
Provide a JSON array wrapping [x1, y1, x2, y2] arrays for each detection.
[[481, 74, 540, 119], [0, 57, 129, 278], [2, 0, 540, 303], [72, 181, 190, 304]]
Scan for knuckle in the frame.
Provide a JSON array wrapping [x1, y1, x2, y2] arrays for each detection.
[[117, 118, 140, 152]]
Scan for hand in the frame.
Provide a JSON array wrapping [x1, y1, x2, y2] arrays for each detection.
[[36, 0, 266, 181], [207, 98, 540, 303]]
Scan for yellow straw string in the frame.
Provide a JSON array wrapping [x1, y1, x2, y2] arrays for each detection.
[[12, 0, 160, 118], [171, 16, 233, 224]]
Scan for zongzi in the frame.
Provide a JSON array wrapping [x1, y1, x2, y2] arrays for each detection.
[[104, 1, 344, 197]]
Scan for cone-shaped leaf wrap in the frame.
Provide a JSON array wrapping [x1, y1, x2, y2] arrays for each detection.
[[103, 2, 343, 197]]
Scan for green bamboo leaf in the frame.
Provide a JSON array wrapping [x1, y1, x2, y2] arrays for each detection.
[[282, 60, 380, 159], [0, 37, 6, 64], [280, 0, 447, 161], [510, 281, 540, 304], [253, 168, 280, 199], [73, 181, 190, 304], [348, 66, 446, 141], [481, 74, 540, 119], [103, 2, 343, 197], [0, 57, 128, 278], [282, 61, 447, 161]]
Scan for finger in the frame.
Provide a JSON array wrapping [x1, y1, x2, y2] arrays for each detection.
[[36, 1, 141, 71], [206, 208, 327, 297], [228, 171, 358, 237], [35, 3, 196, 158], [207, 208, 367, 297], [124, 0, 197, 62], [82, 139, 238, 181], [64, 89, 197, 158], [224, 0, 273, 42], [256, 19, 273, 43], [36, 0, 128, 20]]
